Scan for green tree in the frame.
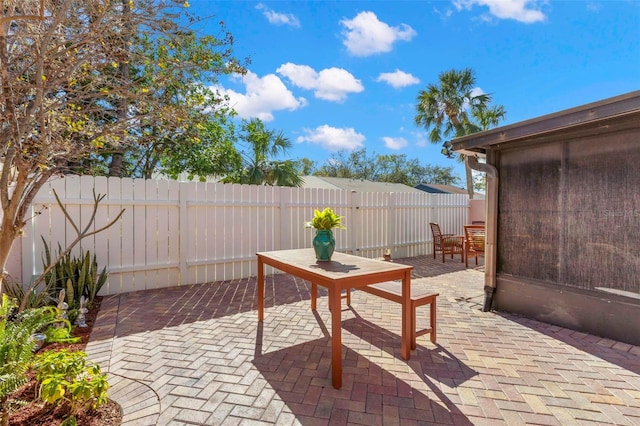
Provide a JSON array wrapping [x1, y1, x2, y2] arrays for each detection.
[[221, 118, 303, 187], [414, 68, 505, 198], [0, 0, 244, 293], [159, 118, 242, 181], [315, 149, 459, 186], [72, 18, 246, 179], [315, 149, 378, 180], [314, 152, 353, 178], [470, 105, 505, 194], [375, 154, 459, 186], [295, 158, 317, 176]]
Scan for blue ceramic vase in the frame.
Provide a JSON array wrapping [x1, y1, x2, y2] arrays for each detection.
[[313, 230, 335, 261]]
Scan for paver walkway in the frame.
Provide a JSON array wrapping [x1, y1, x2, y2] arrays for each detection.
[[86, 255, 640, 425]]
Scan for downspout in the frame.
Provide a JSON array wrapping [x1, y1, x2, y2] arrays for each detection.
[[465, 154, 498, 312]]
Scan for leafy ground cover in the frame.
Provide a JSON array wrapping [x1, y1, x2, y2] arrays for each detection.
[[7, 298, 122, 425]]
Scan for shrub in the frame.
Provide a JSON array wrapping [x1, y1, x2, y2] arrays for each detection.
[[42, 238, 108, 310], [2, 274, 54, 310], [34, 349, 109, 416], [0, 295, 58, 426]]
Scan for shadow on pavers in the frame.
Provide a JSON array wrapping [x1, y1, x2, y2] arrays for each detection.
[[106, 255, 471, 339], [252, 332, 473, 426], [495, 311, 640, 375]]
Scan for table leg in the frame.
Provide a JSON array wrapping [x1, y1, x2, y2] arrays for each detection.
[[329, 286, 342, 389], [311, 282, 317, 310], [257, 256, 264, 322], [401, 270, 411, 360]]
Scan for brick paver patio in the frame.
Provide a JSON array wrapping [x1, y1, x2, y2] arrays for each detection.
[[86, 255, 640, 425]]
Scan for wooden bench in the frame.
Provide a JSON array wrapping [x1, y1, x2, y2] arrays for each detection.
[[343, 281, 438, 350]]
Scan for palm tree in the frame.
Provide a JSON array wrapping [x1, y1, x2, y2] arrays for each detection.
[[414, 68, 505, 198], [222, 118, 303, 187], [474, 104, 507, 131]]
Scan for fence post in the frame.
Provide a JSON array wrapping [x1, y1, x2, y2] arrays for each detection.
[[349, 191, 358, 255], [387, 192, 397, 258], [179, 182, 188, 286], [280, 187, 290, 251]]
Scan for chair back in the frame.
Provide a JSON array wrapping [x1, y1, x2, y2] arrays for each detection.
[[429, 223, 443, 241], [464, 225, 485, 253]]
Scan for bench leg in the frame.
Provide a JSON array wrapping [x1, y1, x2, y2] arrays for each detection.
[[411, 302, 417, 350], [413, 296, 438, 348], [430, 297, 437, 344]]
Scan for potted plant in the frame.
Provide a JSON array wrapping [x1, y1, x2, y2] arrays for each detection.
[[304, 208, 346, 261]]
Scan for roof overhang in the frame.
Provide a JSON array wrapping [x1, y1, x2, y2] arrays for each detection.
[[451, 90, 640, 155]]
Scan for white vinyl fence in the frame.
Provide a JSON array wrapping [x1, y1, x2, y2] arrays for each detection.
[[17, 175, 469, 295]]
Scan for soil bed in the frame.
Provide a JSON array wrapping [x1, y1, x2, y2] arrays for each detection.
[[7, 298, 122, 426]]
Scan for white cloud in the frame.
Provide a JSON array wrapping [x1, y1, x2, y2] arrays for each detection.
[[315, 68, 364, 101], [586, 2, 602, 13], [434, 6, 455, 20], [256, 3, 300, 27], [376, 70, 420, 88], [471, 87, 486, 97], [340, 11, 416, 57], [219, 71, 307, 121], [453, 0, 546, 23], [276, 63, 317, 89], [296, 125, 365, 152], [383, 136, 409, 150], [461, 86, 486, 110], [277, 63, 364, 102], [412, 130, 430, 147]]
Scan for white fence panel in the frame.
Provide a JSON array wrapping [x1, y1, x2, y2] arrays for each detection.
[[166, 180, 181, 288], [132, 179, 147, 292], [93, 177, 110, 288], [120, 178, 137, 292], [105, 177, 122, 294], [20, 175, 469, 295]]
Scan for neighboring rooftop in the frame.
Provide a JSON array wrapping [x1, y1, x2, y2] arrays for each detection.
[[414, 183, 468, 195], [300, 176, 423, 193]]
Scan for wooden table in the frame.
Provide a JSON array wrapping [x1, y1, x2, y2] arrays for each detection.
[[256, 248, 414, 389]]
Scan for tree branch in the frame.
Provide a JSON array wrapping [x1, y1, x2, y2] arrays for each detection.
[[19, 189, 125, 311]]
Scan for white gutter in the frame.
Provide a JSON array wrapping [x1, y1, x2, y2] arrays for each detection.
[[465, 155, 498, 312]]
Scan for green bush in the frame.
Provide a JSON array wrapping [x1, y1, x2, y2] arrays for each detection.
[[42, 238, 108, 310], [2, 274, 54, 310], [43, 323, 81, 345], [0, 295, 58, 424], [34, 349, 109, 415]]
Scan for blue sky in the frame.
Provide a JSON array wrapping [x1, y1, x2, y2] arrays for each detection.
[[189, 0, 639, 183]]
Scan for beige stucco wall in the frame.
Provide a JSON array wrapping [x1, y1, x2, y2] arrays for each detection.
[[469, 199, 485, 224]]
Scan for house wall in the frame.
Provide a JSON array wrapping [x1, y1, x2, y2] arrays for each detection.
[[495, 276, 640, 345], [469, 199, 485, 224], [493, 127, 640, 345]]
